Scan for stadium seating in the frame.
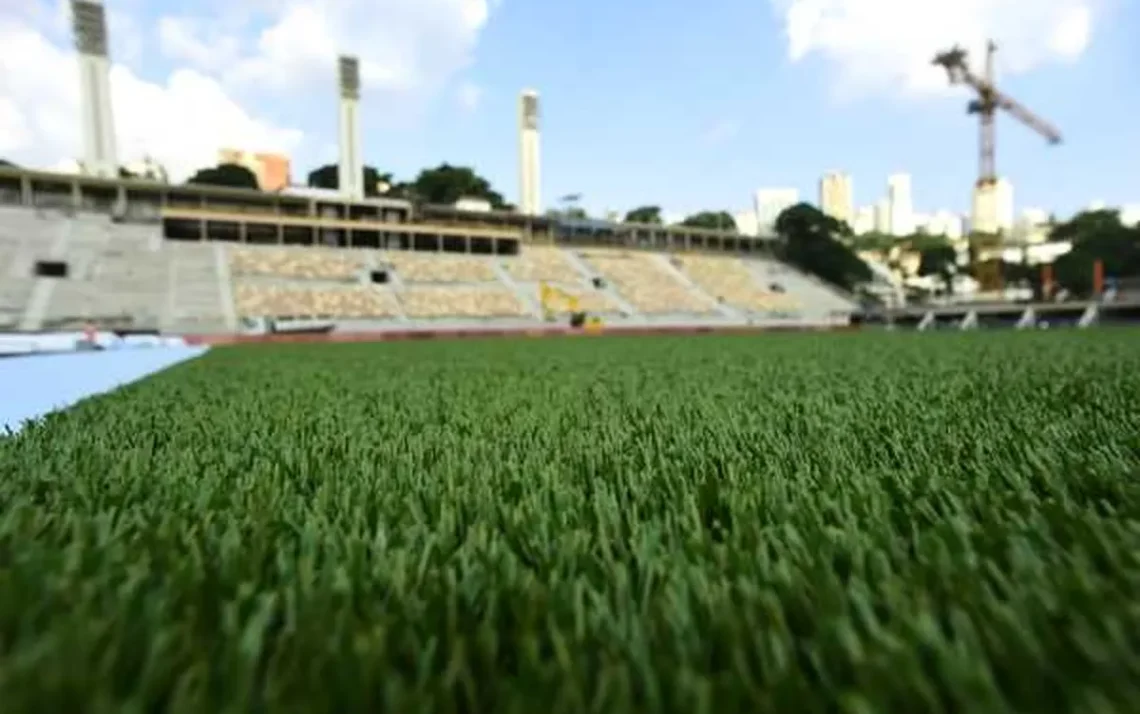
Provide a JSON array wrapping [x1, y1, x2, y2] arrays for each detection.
[[233, 284, 400, 319], [164, 243, 230, 332], [0, 203, 857, 331], [384, 252, 496, 282], [504, 246, 582, 283], [578, 249, 718, 314], [35, 215, 167, 329], [230, 246, 365, 281], [399, 286, 527, 319], [675, 253, 800, 312], [0, 279, 33, 329], [751, 258, 852, 317]]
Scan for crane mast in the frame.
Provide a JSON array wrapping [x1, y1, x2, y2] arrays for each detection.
[[932, 40, 1062, 292], [933, 40, 1062, 190]]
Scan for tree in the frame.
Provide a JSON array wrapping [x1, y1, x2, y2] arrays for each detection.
[[186, 163, 259, 190], [773, 203, 872, 291], [400, 163, 510, 209], [915, 236, 958, 293], [1048, 209, 1140, 296], [624, 205, 663, 224], [306, 164, 392, 197], [0, 159, 15, 169], [679, 211, 736, 231], [850, 231, 897, 253]]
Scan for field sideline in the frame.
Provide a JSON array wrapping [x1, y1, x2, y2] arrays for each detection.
[[1, 331, 1139, 712]]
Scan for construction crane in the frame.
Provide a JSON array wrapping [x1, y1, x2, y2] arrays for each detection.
[[932, 40, 1062, 291], [933, 40, 1062, 188]]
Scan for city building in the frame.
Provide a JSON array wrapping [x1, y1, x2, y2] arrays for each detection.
[[972, 178, 1014, 236], [754, 188, 799, 234], [216, 149, 291, 191], [887, 173, 913, 236], [924, 210, 966, 240], [819, 171, 853, 225], [873, 199, 891, 234], [851, 206, 875, 235], [733, 209, 760, 236], [1013, 208, 1051, 243], [518, 90, 542, 215]]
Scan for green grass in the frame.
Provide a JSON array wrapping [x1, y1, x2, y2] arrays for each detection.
[[2, 331, 1140, 713]]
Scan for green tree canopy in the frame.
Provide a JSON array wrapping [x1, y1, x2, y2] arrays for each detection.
[[0, 159, 16, 169], [624, 205, 663, 224], [395, 163, 511, 209], [306, 164, 391, 197], [774, 203, 872, 292], [186, 163, 259, 190], [916, 235, 958, 292], [679, 211, 736, 231], [849, 231, 897, 253], [1049, 210, 1140, 296]]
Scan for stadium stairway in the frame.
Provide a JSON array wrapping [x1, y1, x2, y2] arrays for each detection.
[[559, 249, 638, 317], [747, 258, 853, 325], [492, 260, 543, 318], [649, 252, 742, 321], [211, 243, 239, 332], [18, 213, 76, 331], [159, 243, 233, 334]]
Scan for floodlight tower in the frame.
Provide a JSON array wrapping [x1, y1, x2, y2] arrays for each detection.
[[71, 0, 119, 178], [337, 55, 364, 200], [518, 90, 542, 215]]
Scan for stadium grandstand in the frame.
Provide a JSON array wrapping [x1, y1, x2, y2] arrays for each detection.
[[0, 166, 857, 338], [0, 5, 856, 342]]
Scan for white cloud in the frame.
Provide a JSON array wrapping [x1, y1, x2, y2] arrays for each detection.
[[771, 0, 1100, 96], [0, 17, 303, 180], [456, 81, 482, 111], [1, 0, 495, 179], [157, 17, 242, 73], [161, 0, 491, 96]]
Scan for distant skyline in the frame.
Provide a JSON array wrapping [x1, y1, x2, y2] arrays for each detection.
[[1, 0, 1137, 219]]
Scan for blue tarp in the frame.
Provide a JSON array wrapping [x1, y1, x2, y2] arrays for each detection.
[[0, 346, 209, 434]]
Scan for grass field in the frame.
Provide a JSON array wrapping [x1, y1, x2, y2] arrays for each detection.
[[2, 330, 1139, 713]]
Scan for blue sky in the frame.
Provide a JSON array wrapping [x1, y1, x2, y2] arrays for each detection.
[[1, 0, 1137, 219]]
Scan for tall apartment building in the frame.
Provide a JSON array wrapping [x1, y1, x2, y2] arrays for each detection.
[[972, 178, 1014, 235], [887, 173, 913, 236], [216, 149, 292, 191], [819, 171, 854, 225], [851, 206, 876, 235], [733, 210, 760, 236], [925, 210, 966, 241], [754, 188, 800, 234], [874, 199, 891, 234]]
